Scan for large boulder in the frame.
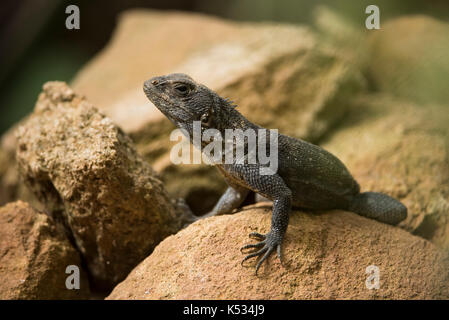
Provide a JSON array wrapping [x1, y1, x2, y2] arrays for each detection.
[[0, 201, 90, 299], [71, 9, 365, 214], [322, 93, 449, 252], [15, 82, 191, 289], [107, 204, 449, 300], [367, 15, 449, 104], [73, 10, 364, 141]]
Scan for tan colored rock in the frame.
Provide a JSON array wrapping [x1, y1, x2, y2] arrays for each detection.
[[367, 15, 449, 104], [73, 9, 364, 141], [0, 127, 20, 206], [313, 6, 370, 71], [72, 10, 365, 213], [322, 93, 449, 251], [72, 10, 240, 119], [0, 147, 9, 204], [107, 204, 449, 300], [0, 126, 40, 209], [15, 82, 191, 289], [0, 201, 90, 299]]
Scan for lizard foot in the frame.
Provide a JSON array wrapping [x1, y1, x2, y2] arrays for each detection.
[[240, 231, 282, 275]]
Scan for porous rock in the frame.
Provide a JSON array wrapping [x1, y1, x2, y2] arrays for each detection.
[[15, 82, 189, 288], [0, 124, 40, 209], [0, 201, 90, 299], [107, 204, 449, 300]]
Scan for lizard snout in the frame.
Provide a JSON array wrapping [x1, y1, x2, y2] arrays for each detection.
[[143, 77, 160, 93]]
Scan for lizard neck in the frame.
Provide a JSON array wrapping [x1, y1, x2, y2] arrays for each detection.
[[214, 104, 260, 133], [199, 104, 263, 166]]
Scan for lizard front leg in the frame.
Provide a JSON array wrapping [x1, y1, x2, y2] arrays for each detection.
[[241, 195, 291, 274], [227, 165, 292, 275]]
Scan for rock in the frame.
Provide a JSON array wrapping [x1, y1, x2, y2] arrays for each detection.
[[322, 93, 449, 252], [72, 9, 364, 141], [15, 82, 190, 289], [367, 15, 449, 104], [71, 9, 365, 214], [0, 201, 90, 299], [0, 125, 41, 209], [313, 6, 369, 71], [0, 147, 10, 204], [72, 10, 240, 119], [107, 204, 449, 300], [0, 127, 20, 206]]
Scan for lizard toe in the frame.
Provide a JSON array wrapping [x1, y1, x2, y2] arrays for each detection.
[[276, 244, 283, 265], [240, 241, 265, 253], [249, 232, 266, 240], [255, 246, 275, 275], [241, 246, 268, 266]]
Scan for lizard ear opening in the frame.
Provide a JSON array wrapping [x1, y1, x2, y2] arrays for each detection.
[[200, 109, 213, 128]]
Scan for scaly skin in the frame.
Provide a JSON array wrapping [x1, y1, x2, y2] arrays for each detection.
[[143, 73, 407, 275]]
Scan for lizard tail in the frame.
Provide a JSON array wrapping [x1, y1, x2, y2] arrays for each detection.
[[348, 192, 407, 225]]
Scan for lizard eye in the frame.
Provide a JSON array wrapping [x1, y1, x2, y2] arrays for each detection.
[[174, 84, 190, 96]]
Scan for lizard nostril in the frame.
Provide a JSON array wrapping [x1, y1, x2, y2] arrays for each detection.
[[151, 80, 158, 85]]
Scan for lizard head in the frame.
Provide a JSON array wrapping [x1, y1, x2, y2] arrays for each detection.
[[144, 73, 239, 141], [144, 73, 219, 131]]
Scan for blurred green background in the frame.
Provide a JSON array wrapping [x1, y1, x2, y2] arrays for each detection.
[[1, 0, 448, 135]]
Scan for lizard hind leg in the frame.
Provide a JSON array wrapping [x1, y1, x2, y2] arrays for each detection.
[[348, 192, 407, 225], [200, 185, 249, 219]]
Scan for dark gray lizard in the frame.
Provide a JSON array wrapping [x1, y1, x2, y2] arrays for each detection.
[[143, 73, 407, 274]]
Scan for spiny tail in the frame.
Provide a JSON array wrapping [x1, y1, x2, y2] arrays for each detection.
[[348, 192, 407, 225]]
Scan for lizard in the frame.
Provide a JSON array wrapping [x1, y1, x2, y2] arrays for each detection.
[[143, 73, 408, 275]]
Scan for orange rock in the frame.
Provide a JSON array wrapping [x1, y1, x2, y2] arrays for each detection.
[[0, 201, 90, 299], [108, 204, 449, 300]]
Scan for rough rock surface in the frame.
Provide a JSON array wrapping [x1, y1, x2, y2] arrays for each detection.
[[15, 82, 190, 289], [0, 146, 10, 204], [322, 93, 449, 252], [107, 204, 449, 300], [0, 201, 90, 299], [367, 15, 449, 104], [0, 126, 41, 209]]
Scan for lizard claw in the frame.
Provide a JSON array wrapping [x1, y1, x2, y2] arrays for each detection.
[[241, 231, 282, 275], [248, 232, 266, 240], [277, 243, 283, 264]]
